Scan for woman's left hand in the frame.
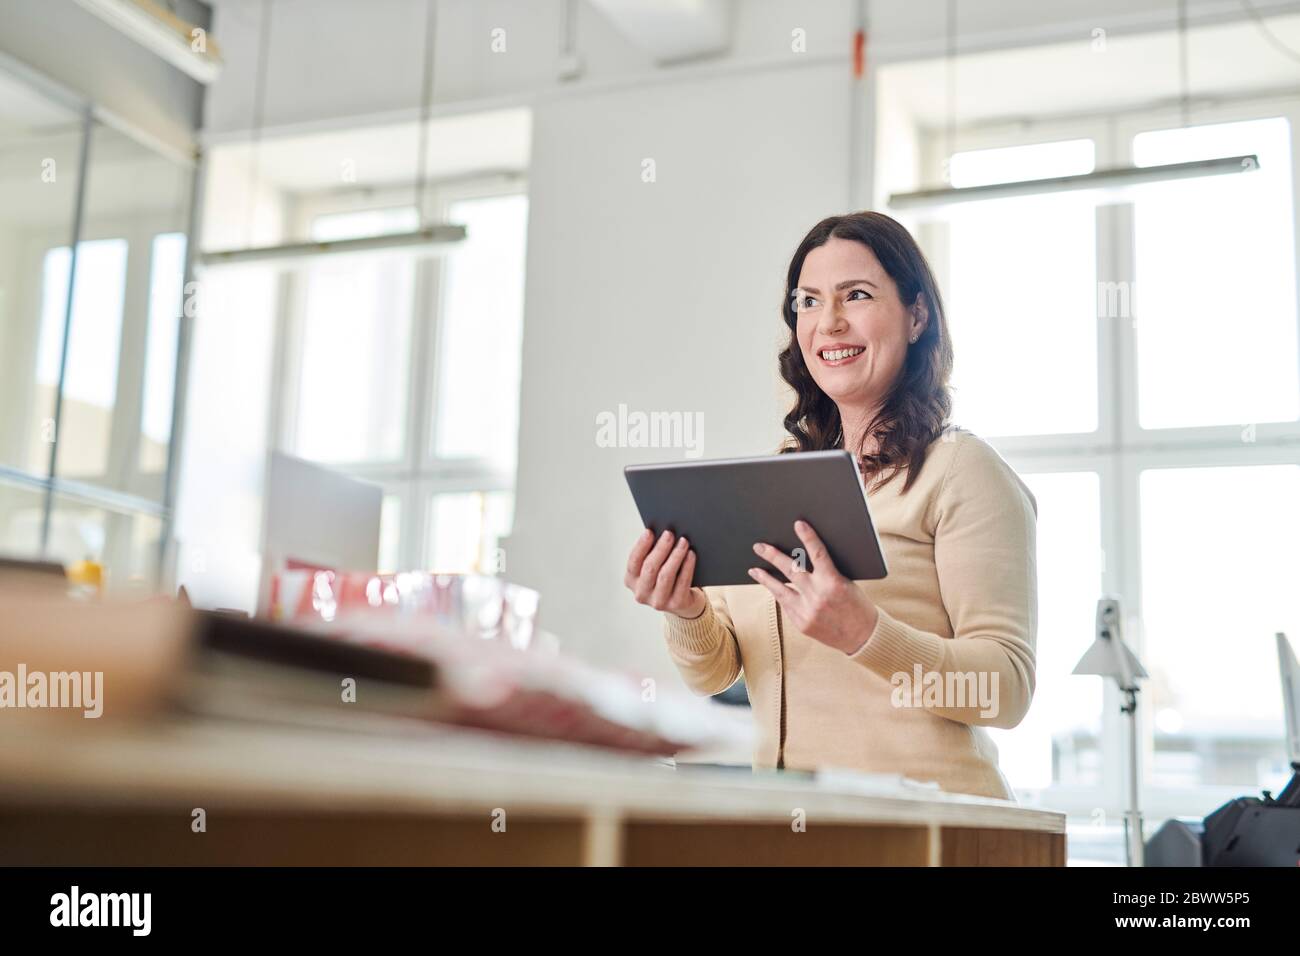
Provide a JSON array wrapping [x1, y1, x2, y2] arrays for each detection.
[[749, 520, 879, 655]]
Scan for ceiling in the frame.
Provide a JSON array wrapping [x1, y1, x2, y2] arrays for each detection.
[[882, 13, 1300, 130]]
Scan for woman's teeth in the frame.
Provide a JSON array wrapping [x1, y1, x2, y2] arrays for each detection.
[[821, 347, 865, 361]]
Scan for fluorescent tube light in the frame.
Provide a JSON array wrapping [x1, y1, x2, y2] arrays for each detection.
[[888, 154, 1259, 211], [195, 225, 468, 272]]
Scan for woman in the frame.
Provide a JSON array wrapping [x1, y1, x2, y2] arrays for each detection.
[[623, 211, 1037, 800]]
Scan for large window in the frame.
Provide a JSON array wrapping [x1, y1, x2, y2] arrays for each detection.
[[931, 103, 1300, 817], [281, 187, 528, 575], [291, 206, 418, 465]]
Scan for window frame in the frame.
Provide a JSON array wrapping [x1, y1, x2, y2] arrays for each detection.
[[276, 175, 527, 573], [920, 93, 1300, 820]]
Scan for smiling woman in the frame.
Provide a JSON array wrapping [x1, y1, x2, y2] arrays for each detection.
[[780, 212, 954, 493], [623, 211, 1039, 800]]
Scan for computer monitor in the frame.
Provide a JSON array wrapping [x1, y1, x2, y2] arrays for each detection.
[[256, 452, 382, 615]]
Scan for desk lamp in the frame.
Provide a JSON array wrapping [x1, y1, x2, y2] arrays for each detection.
[[1073, 597, 1149, 867]]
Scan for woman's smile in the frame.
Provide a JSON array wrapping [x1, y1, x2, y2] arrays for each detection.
[[817, 343, 867, 366]]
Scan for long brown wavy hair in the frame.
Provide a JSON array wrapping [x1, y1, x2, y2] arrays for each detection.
[[779, 211, 953, 493]]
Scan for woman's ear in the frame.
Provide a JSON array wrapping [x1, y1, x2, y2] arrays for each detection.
[[910, 293, 930, 340]]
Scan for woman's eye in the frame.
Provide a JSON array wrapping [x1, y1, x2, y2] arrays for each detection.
[[846, 289, 873, 301], [794, 294, 820, 311]]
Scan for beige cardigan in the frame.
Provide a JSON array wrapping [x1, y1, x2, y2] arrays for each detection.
[[663, 428, 1037, 800]]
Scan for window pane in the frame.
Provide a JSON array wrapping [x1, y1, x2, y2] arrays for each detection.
[[1140, 465, 1300, 789], [946, 191, 1097, 436], [949, 138, 1095, 188], [1133, 118, 1298, 429], [0, 481, 48, 560], [38, 238, 129, 479], [433, 194, 528, 466], [140, 232, 186, 472], [378, 494, 402, 573], [425, 491, 514, 574], [990, 471, 1104, 790], [311, 207, 418, 242], [292, 207, 418, 464]]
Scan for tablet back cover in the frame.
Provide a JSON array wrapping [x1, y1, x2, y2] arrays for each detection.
[[624, 451, 887, 588]]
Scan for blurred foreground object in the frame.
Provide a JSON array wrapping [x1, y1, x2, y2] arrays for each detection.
[[0, 579, 190, 724], [0, 573, 750, 759], [0, 556, 66, 580], [0, 573, 1070, 866], [66, 559, 103, 598], [270, 569, 540, 651]]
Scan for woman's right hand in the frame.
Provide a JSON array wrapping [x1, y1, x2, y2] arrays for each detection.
[[625, 529, 707, 619]]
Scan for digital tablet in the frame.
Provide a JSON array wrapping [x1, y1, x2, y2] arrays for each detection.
[[624, 450, 888, 588]]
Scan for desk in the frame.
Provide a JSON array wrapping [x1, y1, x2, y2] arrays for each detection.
[[0, 716, 1066, 866]]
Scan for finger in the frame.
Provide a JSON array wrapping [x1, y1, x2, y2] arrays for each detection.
[[668, 550, 697, 608], [751, 541, 805, 589], [626, 528, 655, 575], [650, 536, 691, 607], [624, 528, 655, 587], [634, 530, 677, 601], [794, 520, 840, 580], [747, 566, 800, 607]]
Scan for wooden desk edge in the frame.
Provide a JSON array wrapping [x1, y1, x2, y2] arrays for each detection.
[[0, 718, 1068, 865]]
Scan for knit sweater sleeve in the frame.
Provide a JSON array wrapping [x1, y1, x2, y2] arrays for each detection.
[[662, 588, 743, 697], [848, 435, 1039, 729]]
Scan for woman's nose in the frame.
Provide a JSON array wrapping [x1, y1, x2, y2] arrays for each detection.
[[818, 303, 848, 336]]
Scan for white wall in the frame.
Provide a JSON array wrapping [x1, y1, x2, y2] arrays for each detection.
[[507, 63, 849, 682]]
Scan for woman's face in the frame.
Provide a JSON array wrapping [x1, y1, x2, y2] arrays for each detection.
[[793, 237, 925, 413]]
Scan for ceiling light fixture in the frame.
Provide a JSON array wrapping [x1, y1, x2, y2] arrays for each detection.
[[888, 154, 1259, 210]]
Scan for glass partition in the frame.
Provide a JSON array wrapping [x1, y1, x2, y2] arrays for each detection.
[[0, 62, 194, 592], [49, 120, 192, 503], [0, 68, 83, 478]]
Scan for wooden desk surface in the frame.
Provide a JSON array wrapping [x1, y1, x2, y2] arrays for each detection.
[[0, 715, 1066, 866]]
